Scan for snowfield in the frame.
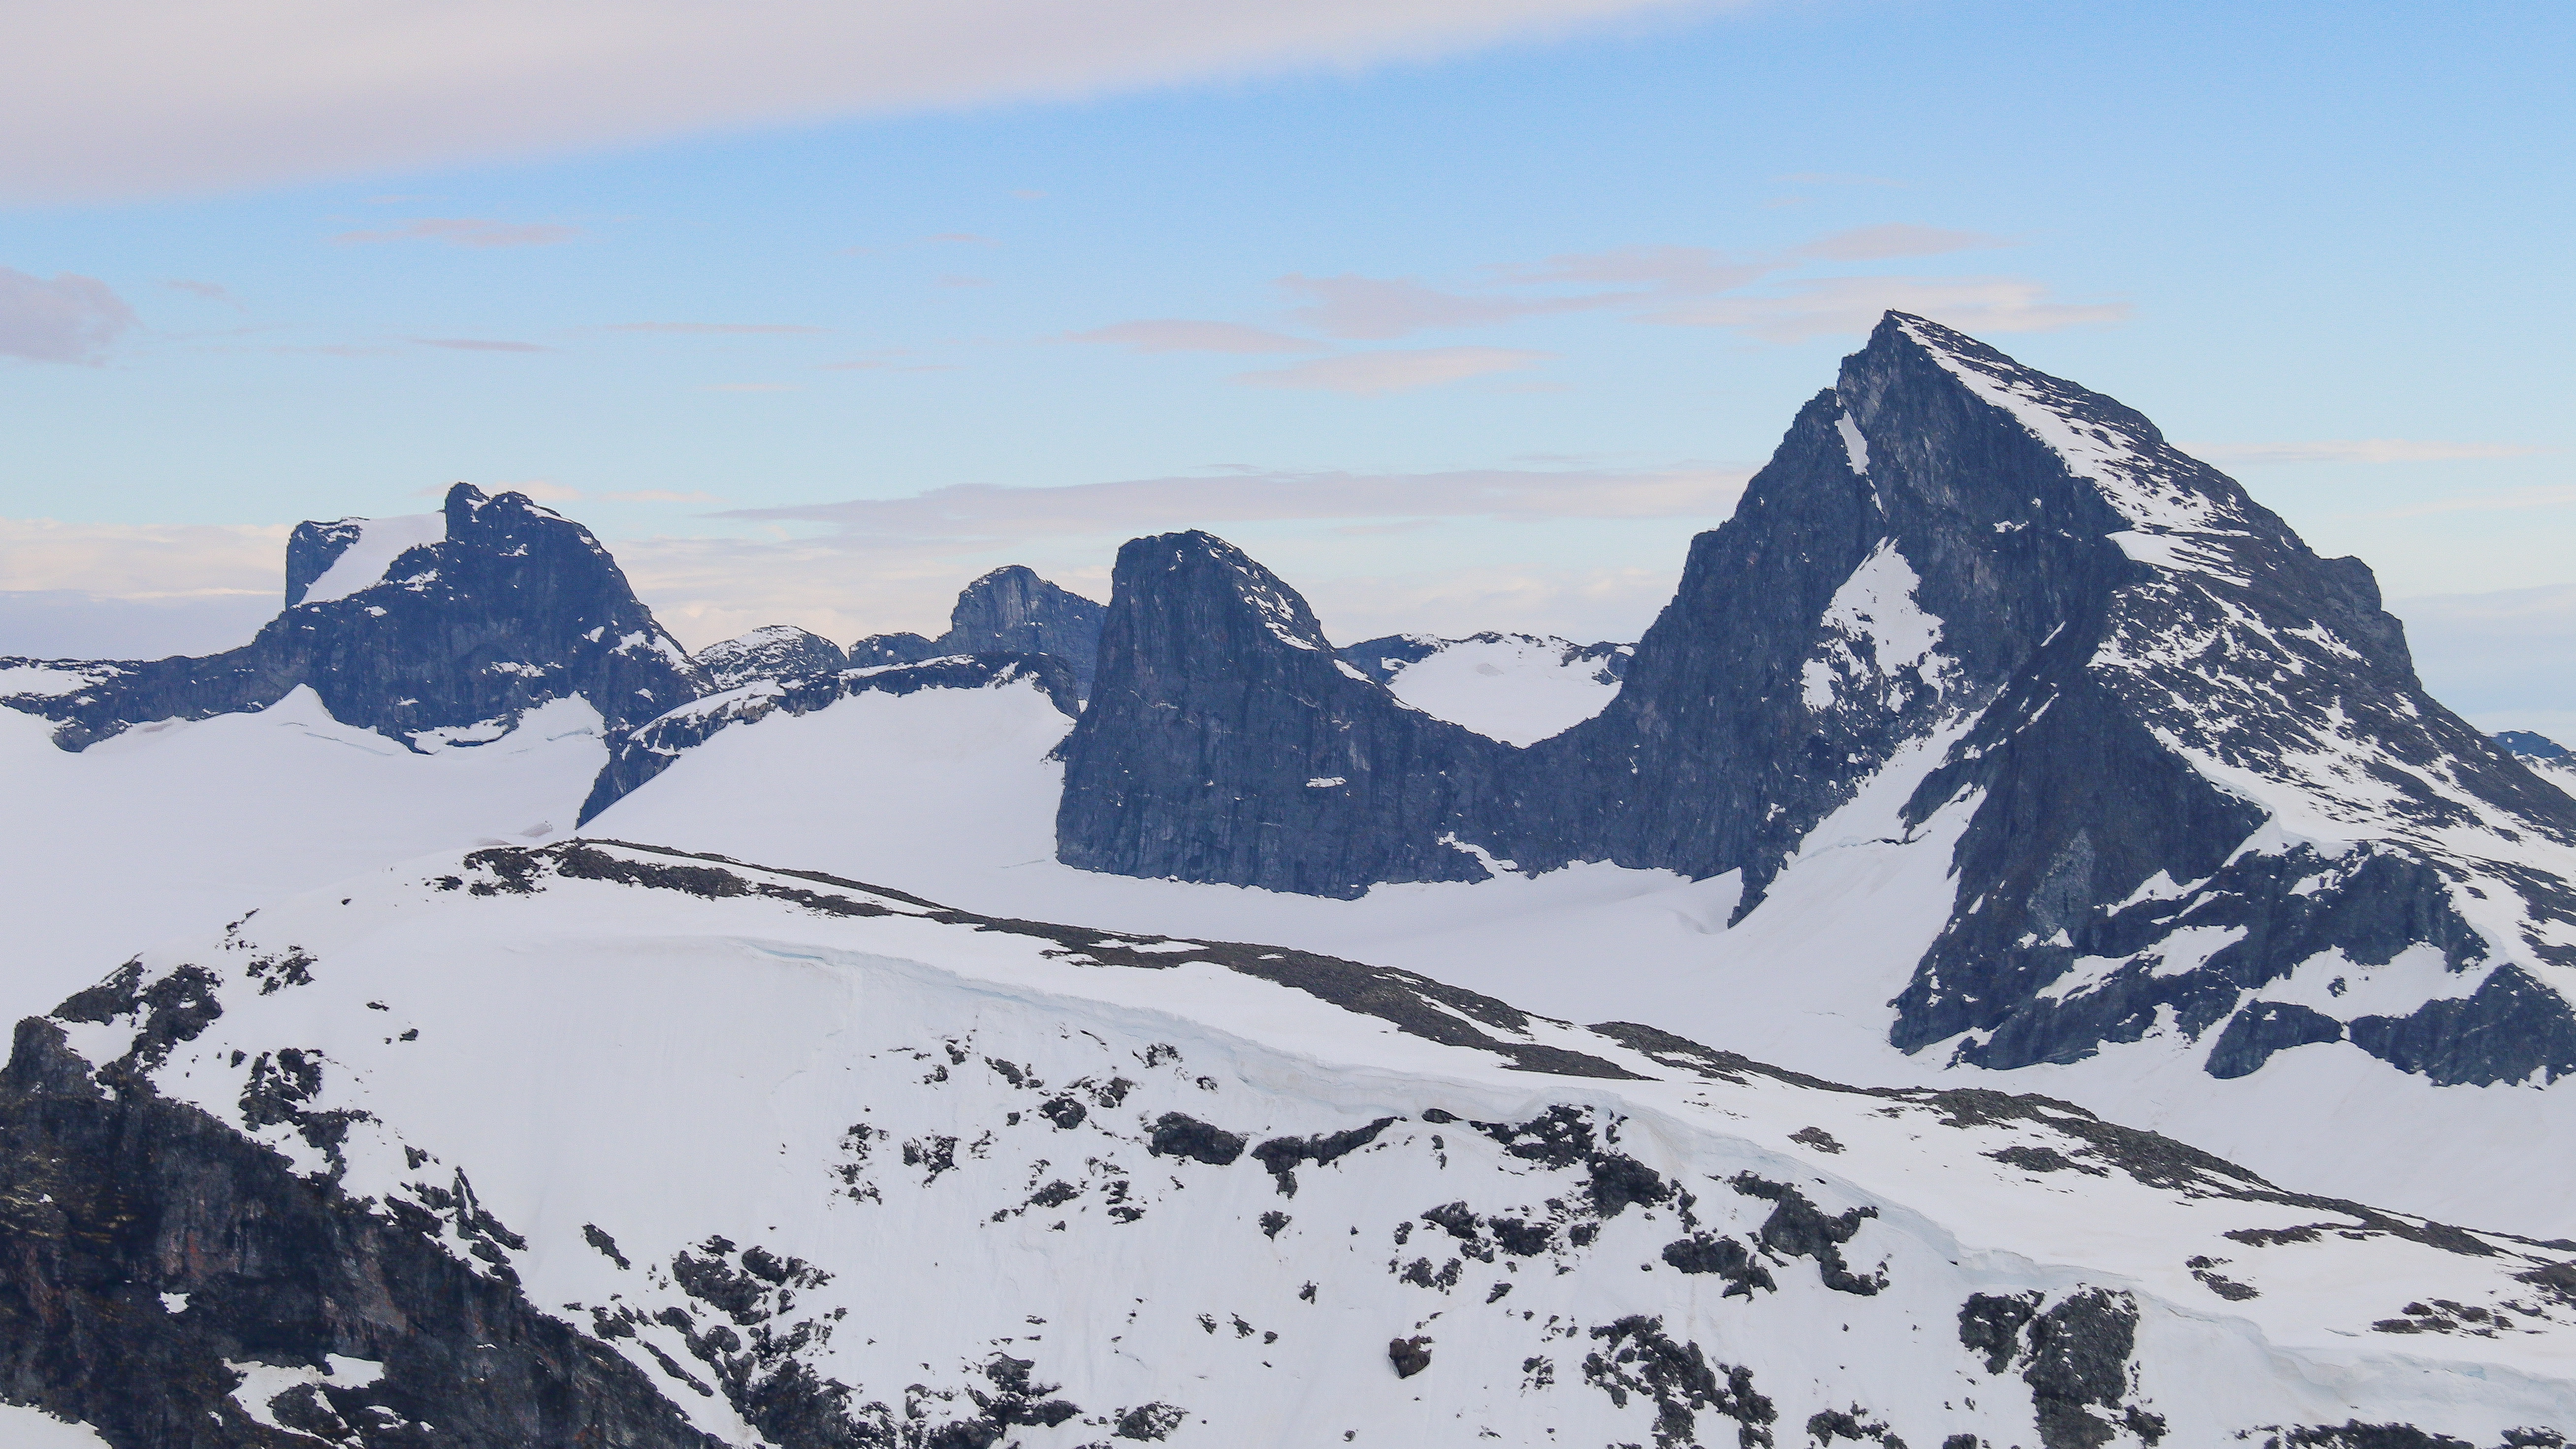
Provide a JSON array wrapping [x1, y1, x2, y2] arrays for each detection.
[[46, 838, 2576, 1447], [588, 677, 2576, 1244]]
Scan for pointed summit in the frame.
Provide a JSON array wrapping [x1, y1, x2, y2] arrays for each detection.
[[1061, 319, 2576, 1089]]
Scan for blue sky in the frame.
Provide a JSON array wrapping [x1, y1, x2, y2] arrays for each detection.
[[1, 1, 2569, 722]]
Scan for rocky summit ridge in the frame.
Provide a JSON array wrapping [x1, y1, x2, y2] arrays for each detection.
[[1057, 313, 2576, 1090]]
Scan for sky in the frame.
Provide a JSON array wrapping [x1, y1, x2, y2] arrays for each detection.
[[2, 1, 2571, 726]]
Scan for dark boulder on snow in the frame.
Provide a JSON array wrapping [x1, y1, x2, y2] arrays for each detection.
[[2, 483, 701, 750]]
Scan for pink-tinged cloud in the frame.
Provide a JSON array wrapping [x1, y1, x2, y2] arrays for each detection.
[[1234, 346, 1549, 395], [1278, 273, 1608, 339], [1789, 223, 2010, 262], [0, 0, 1742, 203], [1646, 275, 2127, 342], [600, 322, 829, 335], [597, 489, 722, 503], [333, 218, 581, 249], [1070, 319, 1322, 354], [410, 337, 551, 353], [713, 460, 1744, 540], [0, 267, 137, 364], [165, 279, 238, 304]]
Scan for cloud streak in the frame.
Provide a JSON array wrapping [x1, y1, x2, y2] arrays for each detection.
[[0, 267, 137, 364], [410, 337, 551, 353], [1070, 319, 1322, 354], [1233, 346, 1548, 394], [332, 218, 582, 249], [1, 0, 1741, 202], [600, 322, 829, 335], [712, 461, 1748, 542]]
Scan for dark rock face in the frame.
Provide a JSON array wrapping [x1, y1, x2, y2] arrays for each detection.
[[848, 631, 939, 668], [935, 566, 1107, 695], [284, 518, 367, 607], [4, 484, 701, 750], [2498, 731, 2570, 764], [1056, 314, 2576, 1088], [580, 653, 1078, 821], [0, 1019, 721, 1449], [1053, 532, 1515, 899], [842, 567, 1103, 688], [694, 625, 848, 690]]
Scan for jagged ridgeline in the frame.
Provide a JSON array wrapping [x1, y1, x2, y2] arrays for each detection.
[[10, 484, 703, 748], [1058, 313, 2576, 1087]]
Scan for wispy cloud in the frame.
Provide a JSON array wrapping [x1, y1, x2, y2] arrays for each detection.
[[2361, 484, 2576, 520], [1279, 274, 1609, 340], [599, 322, 827, 335], [1645, 275, 2127, 342], [2186, 439, 2554, 467], [165, 279, 239, 305], [1233, 346, 1548, 395], [410, 337, 551, 353], [332, 218, 582, 249], [713, 461, 1748, 542], [598, 489, 721, 503], [0, 267, 137, 364], [1788, 223, 2007, 262], [1772, 172, 1906, 188], [2, 1, 1765, 204], [701, 382, 798, 392], [1069, 319, 1322, 354]]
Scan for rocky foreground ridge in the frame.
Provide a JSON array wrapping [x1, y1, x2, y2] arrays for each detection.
[[6, 838, 2573, 1448]]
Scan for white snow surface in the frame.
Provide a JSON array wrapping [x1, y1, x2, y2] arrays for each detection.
[[0, 687, 604, 1023], [587, 682, 2576, 1240], [1799, 541, 1952, 715], [65, 840, 2576, 1447], [0, 1406, 111, 1447], [1366, 634, 1626, 745], [299, 514, 448, 605]]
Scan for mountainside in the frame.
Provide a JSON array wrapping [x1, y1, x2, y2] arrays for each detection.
[[1055, 314, 2576, 1094], [1337, 632, 1629, 746], [2500, 732, 2576, 796], [14, 837, 2576, 1449], [0, 484, 700, 750], [697, 626, 850, 690], [851, 567, 1106, 695]]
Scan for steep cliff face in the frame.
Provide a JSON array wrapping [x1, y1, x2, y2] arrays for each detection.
[[1054, 532, 1512, 898], [2, 484, 702, 750], [1057, 315, 2576, 1089], [937, 565, 1106, 693], [0, 1018, 724, 1449], [13, 838, 2576, 1448]]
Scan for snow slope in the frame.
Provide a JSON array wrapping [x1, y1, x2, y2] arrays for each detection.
[[1343, 634, 1628, 746], [0, 688, 604, 1024], [41, 837, 2576, 1448], [590, 680, 2576, 1243]]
